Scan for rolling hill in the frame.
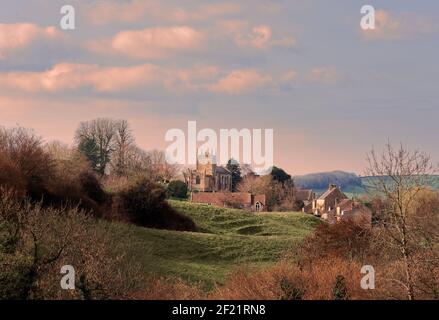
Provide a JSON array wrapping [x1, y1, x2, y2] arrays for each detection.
[[106, 200, 320, 289], [294, 171, 439, 197]]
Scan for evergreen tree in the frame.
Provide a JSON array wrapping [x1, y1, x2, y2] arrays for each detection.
[[78, 137, 100, 173], [270, 166, 291, 183], [226, 159, 242, 192]]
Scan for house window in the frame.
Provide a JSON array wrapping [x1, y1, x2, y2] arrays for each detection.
[[195, 176, 200, 184], [255, 202, 262, 212]]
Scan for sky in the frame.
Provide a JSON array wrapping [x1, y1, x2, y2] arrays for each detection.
[[0, 0, 438, 175]]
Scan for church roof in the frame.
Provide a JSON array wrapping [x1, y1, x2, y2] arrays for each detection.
[[215, 166, 231, 174]]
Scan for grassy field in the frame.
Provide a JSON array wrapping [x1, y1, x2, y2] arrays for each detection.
[[105, 200, 320, 289]]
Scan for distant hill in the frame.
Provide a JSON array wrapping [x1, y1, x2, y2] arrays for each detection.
[[294, 171, 362, 191], [294, 171, 439, 197]]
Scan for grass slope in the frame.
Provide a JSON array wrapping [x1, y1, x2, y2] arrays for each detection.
[[106, 200, 319, 289]]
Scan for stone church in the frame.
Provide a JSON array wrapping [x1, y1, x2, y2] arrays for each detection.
[[185, 152, 232, 192]]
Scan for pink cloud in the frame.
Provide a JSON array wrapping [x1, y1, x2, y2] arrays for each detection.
[[210, 69, 272, 94], [281, 69, 299, 83], [0, 64, 339, 94], [235, 25, 272, 49], [89, 26, 204, 59], [219, 22, 296, 49], [0, 23, 61, 58], [0, 63, 157, 92], [0, 63, 221, 94], [306, 67, 340, 85], [361, 10, 438, 40]]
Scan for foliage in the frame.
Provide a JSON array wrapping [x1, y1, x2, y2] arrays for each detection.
[[118, 178, 196, 231], [226, 159, 242, 192], [167, 180, 188, 199], [270, 166, 292, 183], [332, 275, 349, 300], [0, 190, 145, 299]]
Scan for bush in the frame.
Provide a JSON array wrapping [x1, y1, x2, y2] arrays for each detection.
[[118, 178, 196, 231], [299, 220, 373, 263], [0, 127, 109, 216], [78, 172, 107, 204], [0, 253, 33, 300], [293, 200, 305, 211], [167, 180, 188, 199], [0, 190, 146, 299], [0, 127, 53, 200], [211, 258, 372, 300], [332, 275, 349, 300]]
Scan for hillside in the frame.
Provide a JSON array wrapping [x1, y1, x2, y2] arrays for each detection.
[[294, 171, 362, 191], [106, 200, 319, 289], [295, 171, 439, 197], [294, 171, 364, 197]]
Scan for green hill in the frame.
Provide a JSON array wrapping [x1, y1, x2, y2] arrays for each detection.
[[295, 171, 439, 197], [105, 200, 319, 289]]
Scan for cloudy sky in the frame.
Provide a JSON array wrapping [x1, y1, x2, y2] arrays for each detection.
[[0, 0, 438, 175]]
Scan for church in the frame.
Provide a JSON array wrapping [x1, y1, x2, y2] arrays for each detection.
[[185, 152, 232, 192]]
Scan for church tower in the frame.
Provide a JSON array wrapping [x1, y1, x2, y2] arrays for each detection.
[[196, 150, 217, 176]]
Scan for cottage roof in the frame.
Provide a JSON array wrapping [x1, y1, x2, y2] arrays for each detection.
[[295, 189, 314, 201], [318, 187, 337, 200]]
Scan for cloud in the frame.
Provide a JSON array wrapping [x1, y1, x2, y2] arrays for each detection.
[[280, 69, 299, 84], [0, 23, 61, 59], [84, 0, 240, 25], [194, 3, 241, 20], [306, 67, 340, 85], [209, 69, 272, 94], [235, 25, 272, 49], [0, 63, 277, 95], [219, 22, 296, 49], [0, 63, 157, 92], [361, 10, 438, 40], [88, 26, 204, 59], [0, 64, 339, 95], [0, 63, 220, 94]]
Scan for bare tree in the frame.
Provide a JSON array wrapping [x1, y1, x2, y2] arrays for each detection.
[[75, 118, 117, 176], [365, 142, 438, 300], [240, 164, 255, 178], [146, 150, 181, 183], [111, 120, 135, 177]]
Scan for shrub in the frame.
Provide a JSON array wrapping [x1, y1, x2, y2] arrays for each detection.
[[279, 277, 304, 300], [211, 258, 372, 300], [118, 178, 196, 231], [167, 180, 188, 199], [332, 275, 349, 300], [0, 127, 109, 216], [0, 253, 33, 300], [79, 172, 107, 204], [293, 200, 305, 211], [299, 220, 373, 263], [0, 127, 53, 199], [0, 190, 146, 299]]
